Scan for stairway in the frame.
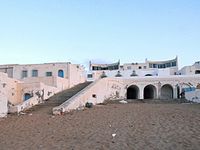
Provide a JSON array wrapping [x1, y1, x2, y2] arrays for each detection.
[[25, 82, 92, 114]]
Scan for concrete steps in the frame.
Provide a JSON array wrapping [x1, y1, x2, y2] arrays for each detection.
[[24, 82, 92, 114]]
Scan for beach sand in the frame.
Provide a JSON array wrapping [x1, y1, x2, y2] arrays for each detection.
[[0, 102, 200, 150]]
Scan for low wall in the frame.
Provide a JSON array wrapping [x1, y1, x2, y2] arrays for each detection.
[[185, 89, 200, 103], [53, 78, 125, 114], [0, 96, 8, 117], [9, 82, 59, 113], [9, 96, 40, 113]]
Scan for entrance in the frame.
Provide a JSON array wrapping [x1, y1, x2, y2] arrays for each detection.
[[127, 85, 139, 99], [144, 85, 156, 99], [161, 84, 173, 99]]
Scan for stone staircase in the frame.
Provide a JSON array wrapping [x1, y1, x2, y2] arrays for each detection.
[[24, 82, 92, 114]]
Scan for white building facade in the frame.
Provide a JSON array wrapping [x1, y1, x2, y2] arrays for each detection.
[[0, 62, 86, 115], [87, 57, 178, 81]]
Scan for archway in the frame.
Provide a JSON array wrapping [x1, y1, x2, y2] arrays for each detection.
[[195, 70, 200, 74], [58, 70, 64, 78], [127, 85, 139, 99], [143, 85, 156, 99], [24, 93, 32, 101], [161, 84, 173, 99], [196, 84, 200, 89]]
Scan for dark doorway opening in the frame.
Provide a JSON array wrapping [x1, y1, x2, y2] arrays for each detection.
[[144, 85, 156, 99], [58, 70, 64, 78], [127, 85, 139, 99], [24, 93, 32, 101], [161, 84, 173, 99], [195, 70, 200, 74]]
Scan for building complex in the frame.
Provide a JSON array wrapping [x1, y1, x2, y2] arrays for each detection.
[[0, 57, 200, 117]]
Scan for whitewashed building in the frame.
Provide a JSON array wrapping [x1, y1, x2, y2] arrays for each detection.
[[87, 57, 178, 81], [178, 61, 200, 75], [0, 62, 86, 115]]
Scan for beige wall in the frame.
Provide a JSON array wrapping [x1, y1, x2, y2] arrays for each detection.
[[0, 62, 86, 88], [68, 64, 86, 87], [0, 94, 8, 117], [12, 63, 70, 79], [0, 72, 22, 105], [9, 82, 60, 113], [22, 76, 70, 91]]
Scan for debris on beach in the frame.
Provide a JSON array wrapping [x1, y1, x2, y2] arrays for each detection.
[[19, 112, 26, 115], [119, 100, 128, 104], [85, 102, 93, 108], [112, 133, 116, 138]]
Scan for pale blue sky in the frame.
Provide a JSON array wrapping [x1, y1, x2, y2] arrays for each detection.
[[0, 0, 200, 68]]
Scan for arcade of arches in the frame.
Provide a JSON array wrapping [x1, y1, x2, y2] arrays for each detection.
[[127, 84, 175, 100]]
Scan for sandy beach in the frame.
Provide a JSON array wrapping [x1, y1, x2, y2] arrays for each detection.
[[0, 102, 200, 150]]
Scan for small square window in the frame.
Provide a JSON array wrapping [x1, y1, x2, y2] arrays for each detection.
[[46, 72, 52, 77], [22, 70, 28, 78], [127, 66, 131, 70], [32, 70, 38, 77], [87, 74, 93, 78]]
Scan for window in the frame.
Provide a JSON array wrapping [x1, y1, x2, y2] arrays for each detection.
[[22, 70, 28, 78], [46, 72, 52, 77], [138, 66, 142, 69], [87, 74, 93, 78], [172, 61, 177, 67], [24, 93, 32, 101], [158, 64, 165, 68], [153, 64, 157, 68], [143, 66, 147, 69], [32, 70, 38, 77], [166, 63, 171, 67], [127, 66, 131, 70]]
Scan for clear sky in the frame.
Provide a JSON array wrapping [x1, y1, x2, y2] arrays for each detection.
[[0, 0, 199, 68]]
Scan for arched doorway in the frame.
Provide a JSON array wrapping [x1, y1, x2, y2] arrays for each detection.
[[58, 70, 64, 78], [24, 93, 32, 101], [127, 85, 139, 99], [161, 84, 173, 99], [143, 85, 156, 99]]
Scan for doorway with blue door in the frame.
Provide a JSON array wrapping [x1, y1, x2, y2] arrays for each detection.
[[58, 70, 64, 78]]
